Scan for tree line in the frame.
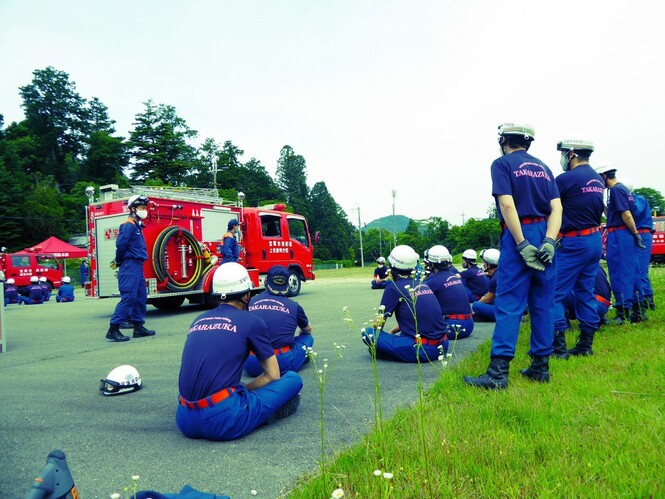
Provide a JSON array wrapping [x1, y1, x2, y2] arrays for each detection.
[[3, 67, 662, 263]]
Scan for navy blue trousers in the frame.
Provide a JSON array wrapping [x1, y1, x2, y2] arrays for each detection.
[[362, 327, 448, 363], [606, 229, 637, 308], [110, 260, 147, 325], [244, 334, 314, 377], [634, 232, 653, 300]]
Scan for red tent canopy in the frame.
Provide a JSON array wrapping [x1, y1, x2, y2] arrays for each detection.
[[25, 236, 87, 259]]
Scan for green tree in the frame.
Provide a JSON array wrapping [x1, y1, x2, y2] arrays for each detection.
[[448, 218, 501, 254], [23, 177, 67, 243], [276, 145, 312, 219], [309, 181, 354, 260], [634, 187, 665, 216], [129, 100, 198, 185]]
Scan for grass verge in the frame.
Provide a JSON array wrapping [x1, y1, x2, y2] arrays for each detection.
[[288, 268, 665, 498]]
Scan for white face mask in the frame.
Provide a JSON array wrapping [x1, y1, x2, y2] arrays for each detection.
[[560, 153, 571, 172], [135, 209, 148, 220]]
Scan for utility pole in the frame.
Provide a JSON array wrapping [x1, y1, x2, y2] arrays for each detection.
[[353, 206, 365, 268], [461, 212, 465, 225], [211, 157, 218, 191], [391, 189, 397, 249]]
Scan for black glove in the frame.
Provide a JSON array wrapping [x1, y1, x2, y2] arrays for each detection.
[[633, 233, 646, 249], [516, 239, 546, 271], [536, 237, 557, 266]]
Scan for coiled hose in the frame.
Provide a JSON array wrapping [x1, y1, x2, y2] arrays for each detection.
[[152, 226, 213, 292]]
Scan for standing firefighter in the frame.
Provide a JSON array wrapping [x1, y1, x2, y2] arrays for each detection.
[[221, 219, 240, 264], [106, 195, 157, 342], [464, 123, 562, 390]]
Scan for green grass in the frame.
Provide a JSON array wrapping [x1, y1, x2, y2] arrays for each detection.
[[288, 267, 665, 498]]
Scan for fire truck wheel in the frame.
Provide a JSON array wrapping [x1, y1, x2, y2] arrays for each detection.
[[287, 271, 301, 297], [150, 296, 185, 310]]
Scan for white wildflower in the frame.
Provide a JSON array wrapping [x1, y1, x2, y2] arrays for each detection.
[[111, 494, 121, 499], [251, 490, 258, 496], [318, 369, 323, 374], [131, 475, 140, 481], [331, 488, 345, 499], [383, 472, 394, 480], [342, 306, 348, 312], [438, 355, 444, 361], [373, 469, 382, 477]]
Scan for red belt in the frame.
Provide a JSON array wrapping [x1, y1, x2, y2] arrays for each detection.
[[415, 336, 446, 346], [447, 314, 472, 320], [501, 216, 546, 229], [637, 228, 651, 234], [179, 386, 237, 409], [559, 226, 600, 238], [595, 294, 611, 307], [606, 225, 627, 233], [274, 345, 291, 355]]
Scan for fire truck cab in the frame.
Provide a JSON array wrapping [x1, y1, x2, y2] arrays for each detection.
[[0, 251, 63, 291], [87, 185, 315, 310]]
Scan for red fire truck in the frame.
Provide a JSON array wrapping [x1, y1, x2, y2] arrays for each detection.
[[652, 216, 665, 263], [0, 250, 63, 291], [87, 185, 316, 310]]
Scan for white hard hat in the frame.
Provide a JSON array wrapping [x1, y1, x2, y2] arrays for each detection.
[[39, 276, 47, 282], [388, 245, 419, 270], [99, 365, 142, 396], [557, 139, 595, 152], [595, 163, 617, 175], [377, 256, 386, 264], [462, 249, 477, 261], [128, 194, 150, 208], [498, 122, 535, 140], [426, 245, 452, 264], [63, 276, 71, 283], [6, 278, 15, 285], [212, 262, 252, 297], [620, 178, 634, 192], [480, 248, 500, 266], [30, 276, 39, 283]]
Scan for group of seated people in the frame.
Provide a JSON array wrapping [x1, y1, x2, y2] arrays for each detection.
[[3, 275, 76, 306]]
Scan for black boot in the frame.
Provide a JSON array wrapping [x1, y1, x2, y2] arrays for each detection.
[[520, 355, 550, 382], [463, 357, 510, 390], [132, 321, 156, 338], [646, 296, 655, 310], [568, 331, 594, 356], [551, 331, 570, 360], [609, 306, 628, 325], [106, 323, 129, 342], [120, 321, 134, 329], [264, 394, 301, 425]]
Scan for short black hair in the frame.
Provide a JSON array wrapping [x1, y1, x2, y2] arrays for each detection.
[[503, 134, 533, 150]]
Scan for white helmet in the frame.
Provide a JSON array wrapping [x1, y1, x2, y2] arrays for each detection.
[[498, 122, 535, 140], [39, 276, 47, 283], [556, 139, 594, 152], [426, 245, 452, 264], [63, 276, 71, 283], [6, 278, 15, 285], [480, 248, 500, 266], [212, 262, 252, 297], [595, 163, 617, 175], [620, 178, 634, 192], [388, 245, 419, 270], [128, 194, 150, 209], [462, 249, 477, 262], [377, 256, 386, 264], [30, 276, 39, 283], [99, 365, 142, 396]]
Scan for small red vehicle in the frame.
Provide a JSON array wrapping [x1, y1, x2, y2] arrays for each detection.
[[0, 251, 63, 291], [87, 185, 316, 310]]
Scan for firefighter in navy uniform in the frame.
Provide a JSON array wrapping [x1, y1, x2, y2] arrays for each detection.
[[371, 256, 390, 289], [464, 123, 562, 390], [18, 276, 44, 305], [106, 195, 157, 342], [550, 140, 604, 359], [221, 219, 240, 264], [4, 278, 20, 305], [595, 164, 643, 325], [459, 249, 489, 303]]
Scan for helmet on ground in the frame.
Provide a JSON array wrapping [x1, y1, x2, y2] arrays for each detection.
[[39, 276, 47, 283], [128, 195, 150, 209], [63, 276, 71, 283], [621, 178, 634, 192], [99, 365, 142, 396], [377, 256, 386, 264], [30, 276, 39, 283], [7, 278, 15, 285], [426, 245, 452, 264], [480, 248, 500, 266], [557, 139, 594, 152], [462, 249, 477, 262], [388, 245, 419, 270], [498, 123, 535, 140], [212, 262, 252, 297], [265, 265, 290, 295], [227, 219, 240, 230], [595, 163, 617, 175]]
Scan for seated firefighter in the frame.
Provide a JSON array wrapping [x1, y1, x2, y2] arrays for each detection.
[[423, 245, 474, 340], [361, 245, 449, 362], [176, 263, 303, 441], [459, 249, 490, 303], [371, 256, 390, 289], [244, 265, 314, 377], [56, 276, 75, 302], [471, 249, 500, 322], [18, 276, 44, 305]]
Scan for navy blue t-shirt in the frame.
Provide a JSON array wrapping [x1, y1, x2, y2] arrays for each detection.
[[633, 194, 653, 230], [555, 165, 605, 233], [374, 265, 389, 280], [379, 278, 446, 340], [460, 266, 489, 298], [595, 266, 611, 301], [248, 290, 310, 349], [26, 284, 44, 303], [491, 150, 559, 221], [5, 285, 19, 302], [424, 269, 472, 316], [58, 283, 76, 300], [178, 304, 274, 401], [606, 183, 635, 228], [115, 218, 148, 262], [487, 271, 498, 295]]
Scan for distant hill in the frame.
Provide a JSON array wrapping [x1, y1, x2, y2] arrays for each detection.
[[364, 215, 410, 233]]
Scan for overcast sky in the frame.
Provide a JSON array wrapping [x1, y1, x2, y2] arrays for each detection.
[[1, 1, 664, 226]]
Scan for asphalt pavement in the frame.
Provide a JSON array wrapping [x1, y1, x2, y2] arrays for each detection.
[[0, 277, 493, 498]]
